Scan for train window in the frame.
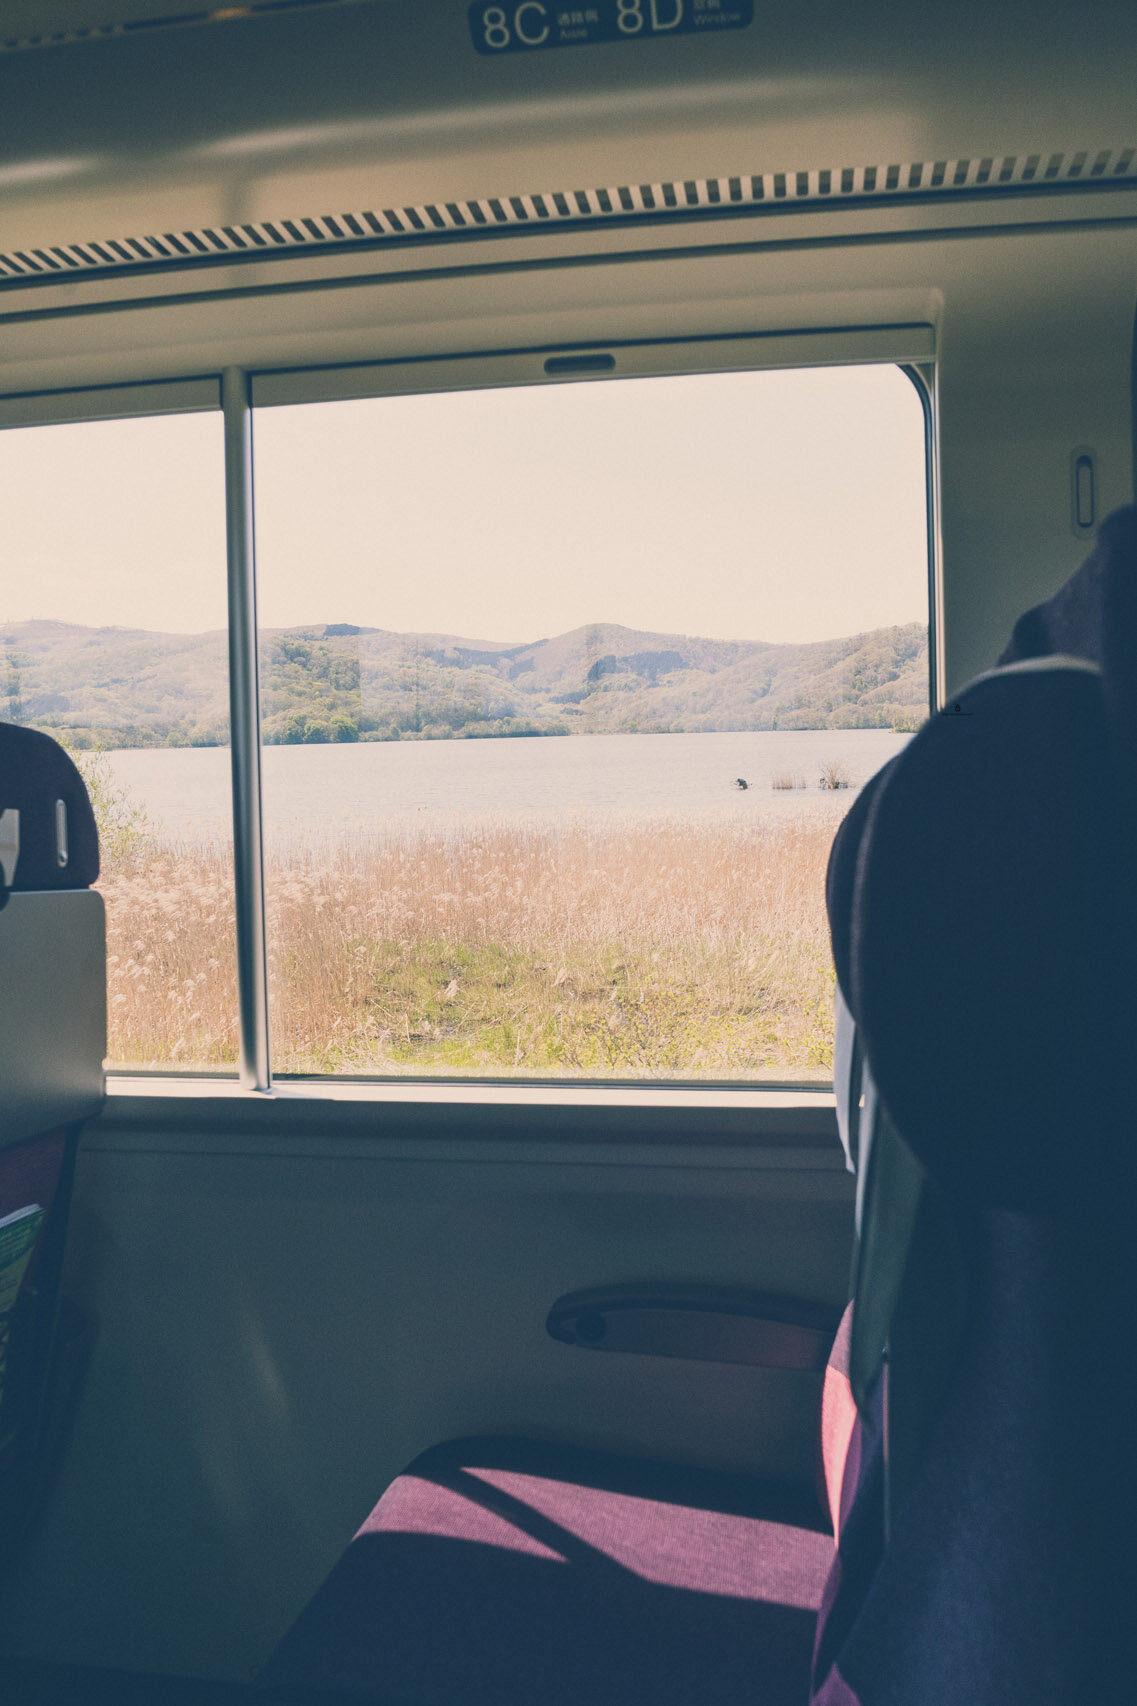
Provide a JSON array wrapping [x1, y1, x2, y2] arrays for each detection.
[[0, 406, 237, 1073], [252, 358, 930, 1082]]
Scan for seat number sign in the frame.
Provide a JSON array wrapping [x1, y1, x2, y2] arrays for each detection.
[[469, 0, 753, 54]]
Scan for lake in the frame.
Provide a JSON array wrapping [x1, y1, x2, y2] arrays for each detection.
[[100, 729, 911, 849]]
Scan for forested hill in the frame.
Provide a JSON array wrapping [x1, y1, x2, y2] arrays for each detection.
[[2, 618, 928, 748]]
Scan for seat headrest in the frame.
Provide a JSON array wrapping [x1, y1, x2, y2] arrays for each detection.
[[0, 724, 99, 898], [827, 658, 1135, 1213]]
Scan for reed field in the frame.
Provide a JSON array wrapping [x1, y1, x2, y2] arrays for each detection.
[[98, 809, 846, 1080]]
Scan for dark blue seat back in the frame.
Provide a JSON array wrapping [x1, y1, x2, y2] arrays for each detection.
[[813, 509, 1137, 1705], [0, 723, 104, 1552], [0, 723, 99, 899]]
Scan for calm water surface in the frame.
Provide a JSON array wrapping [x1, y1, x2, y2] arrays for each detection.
[[103, 730, 912, 848]]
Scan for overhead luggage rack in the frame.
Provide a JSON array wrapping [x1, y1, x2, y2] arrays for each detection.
[[1, 145, 1135, 283]]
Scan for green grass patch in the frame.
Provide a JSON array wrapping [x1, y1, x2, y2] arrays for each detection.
[[272, 936, 836, 1080]]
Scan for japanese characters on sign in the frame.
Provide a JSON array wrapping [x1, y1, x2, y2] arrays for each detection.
[[469, 0, 753, 55]]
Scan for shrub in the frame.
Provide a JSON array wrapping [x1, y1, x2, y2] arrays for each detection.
[[69, 748, 151, 861]]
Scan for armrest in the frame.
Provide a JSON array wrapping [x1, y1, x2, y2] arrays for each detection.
[[546, 1285, 840, 1371]]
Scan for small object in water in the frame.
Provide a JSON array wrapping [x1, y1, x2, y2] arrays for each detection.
[[735, 777, 749, 790]]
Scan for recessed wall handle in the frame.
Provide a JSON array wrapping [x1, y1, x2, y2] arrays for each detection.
[[1071, 446, 1096, 537], [547, 1285, 840, 1371], [544, 352, 616, 376]]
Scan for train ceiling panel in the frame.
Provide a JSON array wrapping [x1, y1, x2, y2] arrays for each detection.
[[0, 1, 1135, 276]]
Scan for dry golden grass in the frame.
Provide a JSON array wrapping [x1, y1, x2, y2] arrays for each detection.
[[101, 845, 240, 1068], [98, 811, 846, 1080]]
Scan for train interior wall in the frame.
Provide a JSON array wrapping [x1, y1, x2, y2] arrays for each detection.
[[0, 15, 1134, 1677]]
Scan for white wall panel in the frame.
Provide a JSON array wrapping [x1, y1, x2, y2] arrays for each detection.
[[0, 1124, 852, 1680]]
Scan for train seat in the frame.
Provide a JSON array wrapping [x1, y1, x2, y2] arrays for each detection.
[[0, 724, 105, 1549], [813, 508, 1137, 1705], [260, 1433, 837, 1705], [260, 512, 1136, 1705]]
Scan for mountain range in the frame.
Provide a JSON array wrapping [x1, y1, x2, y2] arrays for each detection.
[[2, 618, 928, 747]]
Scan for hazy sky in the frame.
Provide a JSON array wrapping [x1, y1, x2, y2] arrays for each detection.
[[3, 363, 928, 645]]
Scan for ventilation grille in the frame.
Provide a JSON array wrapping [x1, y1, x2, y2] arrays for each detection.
[[2, 147, 1134, 282]]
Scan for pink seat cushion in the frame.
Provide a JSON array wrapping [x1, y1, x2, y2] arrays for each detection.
[[820, 1304, 858, 1540], [260, 1436, 834, 1704]]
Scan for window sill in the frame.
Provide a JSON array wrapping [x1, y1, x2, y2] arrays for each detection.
[[89, 1074, 843, 1165]]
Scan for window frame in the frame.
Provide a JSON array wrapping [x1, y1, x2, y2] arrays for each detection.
[[0, 327, 940, 1103], [0, 376, 218, 431]]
